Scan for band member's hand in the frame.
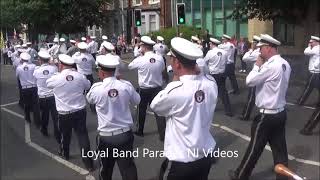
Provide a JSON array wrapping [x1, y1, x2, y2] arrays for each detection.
[[255, 56, 264, 67]]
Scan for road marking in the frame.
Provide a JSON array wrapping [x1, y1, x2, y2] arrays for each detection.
[[212, 123, 320, 167], [286, 102, 316, 110], [3, 103, 319, 170], [1, 107, 95, 179], [0, 101, 19, 107], [1, 107, 24, 118], [143, 108, 320, 166]]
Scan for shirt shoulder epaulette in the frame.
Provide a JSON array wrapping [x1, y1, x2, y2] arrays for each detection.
[[165, 81, 183, 94]]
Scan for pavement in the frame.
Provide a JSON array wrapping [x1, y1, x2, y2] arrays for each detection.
[[1, 53, 319, 180]]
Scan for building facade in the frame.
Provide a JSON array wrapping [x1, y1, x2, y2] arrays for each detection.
[[132, 0, 161, 35], [170, 0, 248, 38]]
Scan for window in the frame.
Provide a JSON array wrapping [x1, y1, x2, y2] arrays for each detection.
[[141, 15, 146, 35], [149, 0, 160, 4], [149, 15, 157, 32], [133, 0, 142, 6], [273, 20, 295, 46]]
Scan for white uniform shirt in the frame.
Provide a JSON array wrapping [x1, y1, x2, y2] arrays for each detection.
[[16, 62, 37, 87], [204, 47, 228, 74], [242, 48, 260, 63], [133, 45, 141, 58], [58, 43, 67, 54], [26, 47, 38, 62], [242, 48, 260, 70], [99, 41, 108, 52], [246, 55, 291, 109], [88, 41, 98, 54], [33, 64, 58, 97], [87, 77, 141, 132], [304, 45, 320, 73], [48, 44, 59, 57], [150, 75, 218, 162], [128, 51, 165, 89], [196, 58, 208, 75], [12, 55, 22, 70], [218, 42, 236, 64], [46, 68, 91, 112], [153, 43, 168, 56], [72, 52, 95, 75]]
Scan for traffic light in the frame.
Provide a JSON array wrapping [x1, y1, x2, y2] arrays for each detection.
[[176, 3, 185, 25], [134, 9, 142, 27]]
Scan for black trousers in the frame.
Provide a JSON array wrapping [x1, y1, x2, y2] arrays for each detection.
[[91, 53, 97, 60], [39, 96, 60, 143], [302, 107, 320, 132], [298, 72, 320, 105], [58, 109, 93, 168], [17, 78, 23, 106], [212, 73, 232, 114], [85, 74, 95, 112], [136, 87, 166, 140], [21, 87, 41, 127], [159, 157, 212, 180], [234, 110, 288, 180], [225, 63, 239, 93], [241, 87, 256, 120], [239, 55, 247, 71], [97, 131, 137, 180], [85, 74, 94, 86], [3, 53, 9, 64]]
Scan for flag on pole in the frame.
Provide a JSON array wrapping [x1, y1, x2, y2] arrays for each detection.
[[0, 31, 5, 49], [13, 28, 17, 39]]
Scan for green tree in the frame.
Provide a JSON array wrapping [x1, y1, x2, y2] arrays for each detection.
[[0, 0, 111, 41], [232, 0, 318, 23]]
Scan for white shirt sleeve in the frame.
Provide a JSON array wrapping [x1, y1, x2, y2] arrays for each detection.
[[46, 75, 58, 89], [246, 64, 277, 87], [82, 75, 91, 90], [304, 46, 314, 56], [86, 83, 100, 104], [150, 82, 182, 116], [16, 67, 20, 78], [128, 57, 142, 70], [128, 83, 141, 105], [242, 50, 260, 62]]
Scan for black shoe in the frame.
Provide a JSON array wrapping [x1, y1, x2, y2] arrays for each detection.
[[300, 129, 313, 136], [63, 151, 70, 160], [58, 147, 63, 156], [34, 123, 41, 130], [238, 116, 249, 121], [228, 90, 240, 95], [86, 165, 95, 172], [64, 154, 70, 160], [40, 128, 49, 137], [225, 112, 234, 117], [134, 131, 144, 137], [228, 170, 239, 180]]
